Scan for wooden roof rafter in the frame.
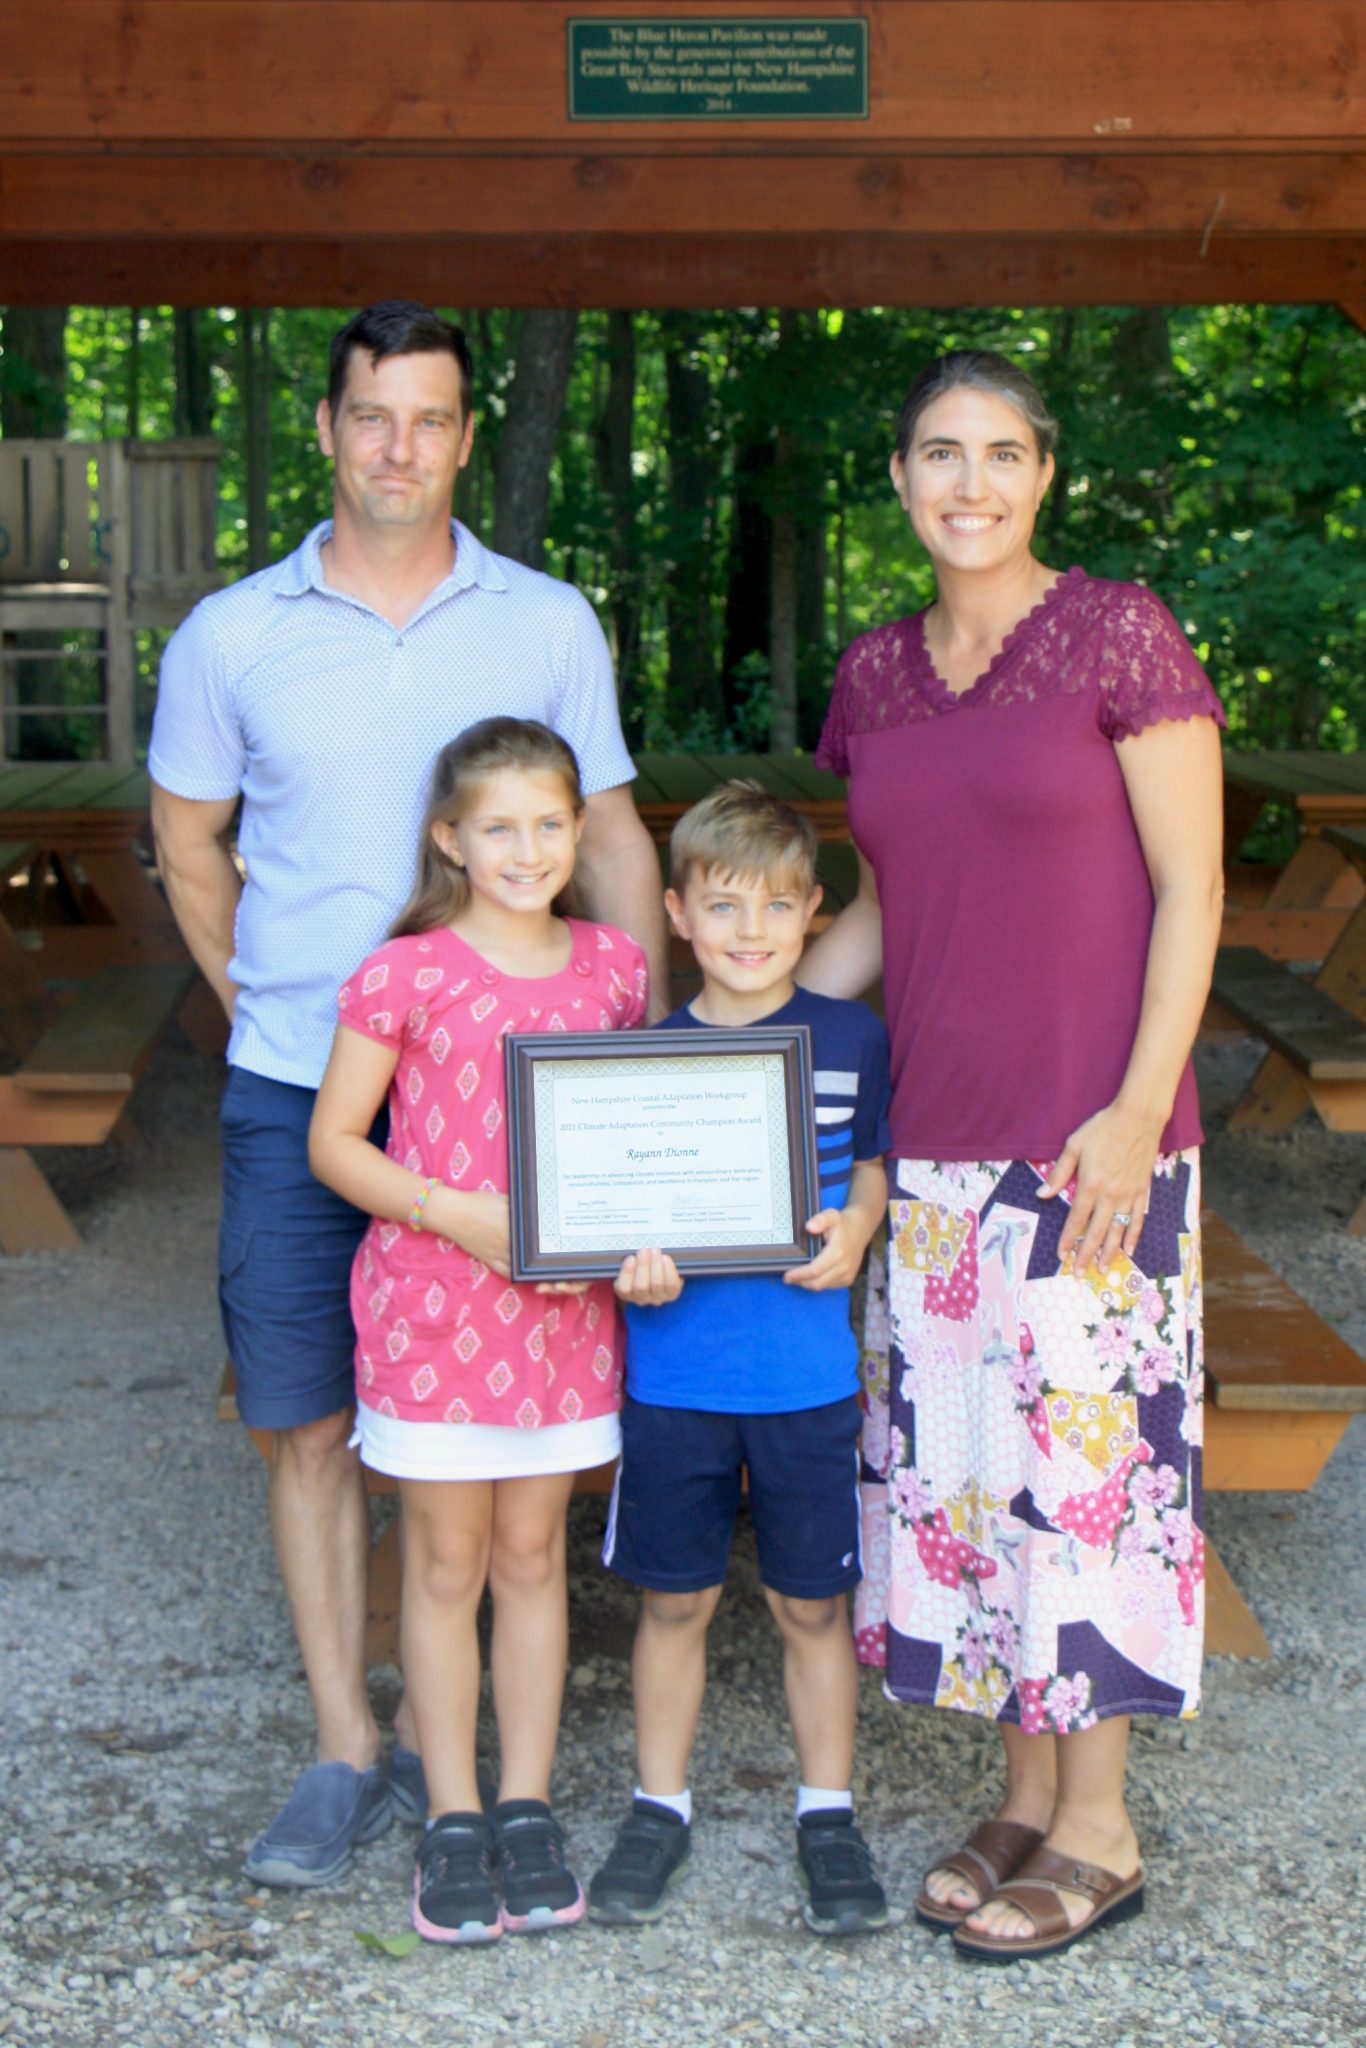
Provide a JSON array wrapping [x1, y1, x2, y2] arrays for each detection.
[[1, 1, 1363, 316]]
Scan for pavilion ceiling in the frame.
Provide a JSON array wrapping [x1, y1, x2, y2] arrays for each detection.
[[2, 1, 1363, 311]]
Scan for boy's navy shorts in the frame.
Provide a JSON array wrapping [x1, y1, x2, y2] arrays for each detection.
[[219, 1067, 385, 1432], [604, 1394, 863, 1601]]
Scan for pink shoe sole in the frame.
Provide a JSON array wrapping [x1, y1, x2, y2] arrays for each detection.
[[499, 1885, 586, 1936], [411, 1871, 503, 1945]]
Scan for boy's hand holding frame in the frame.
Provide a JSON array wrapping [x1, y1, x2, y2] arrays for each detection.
[[783, 1158, 888, 1294]]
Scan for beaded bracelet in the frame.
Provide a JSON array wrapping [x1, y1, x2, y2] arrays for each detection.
[[408, 1177, 440, 1232]]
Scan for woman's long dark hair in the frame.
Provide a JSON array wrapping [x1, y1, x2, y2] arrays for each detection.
[[390, 717, 584, 939]]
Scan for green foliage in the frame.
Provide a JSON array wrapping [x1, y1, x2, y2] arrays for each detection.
[[12, 302, 1366, 762]]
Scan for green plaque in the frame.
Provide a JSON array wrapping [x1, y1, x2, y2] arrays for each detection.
[[567, 17, 869, 122]]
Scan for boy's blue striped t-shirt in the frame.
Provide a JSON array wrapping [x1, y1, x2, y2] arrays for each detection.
[[623, 987, 891, 1415]]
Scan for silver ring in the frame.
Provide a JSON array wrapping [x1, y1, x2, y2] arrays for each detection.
[[1112, 1212, 1133, 1228]]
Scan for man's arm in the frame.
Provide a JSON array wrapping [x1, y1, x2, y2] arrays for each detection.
[[575, 783, 670, 1022], [150, 784, 242, 1020]]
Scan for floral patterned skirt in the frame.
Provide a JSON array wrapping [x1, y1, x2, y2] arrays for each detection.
[[853, 1154, 1205, 1729]]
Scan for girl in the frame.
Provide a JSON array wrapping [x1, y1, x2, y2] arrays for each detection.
[[309, 717, 649, 1945]]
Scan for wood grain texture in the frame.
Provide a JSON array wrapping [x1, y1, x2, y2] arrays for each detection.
[[3, 232, 1361, 310], [1202, 1538, 1271, 1659], [1203, 1209, 1366, 1412], [5, 150, 1363, 239], [1203, 1406, 1352, 1491], [5, 4, 1361, 144], [1209, 947, 1366, 1080], [0, 1148, 82, 1253], [15, 960, 195, 1092]]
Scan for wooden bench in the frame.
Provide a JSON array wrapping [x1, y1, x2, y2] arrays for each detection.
[[1210, 945, 1366, 1139], [218, 1206, 1366, 1666], [0, 958, 197, 1252], [1201, 1208, 1366, 1655]]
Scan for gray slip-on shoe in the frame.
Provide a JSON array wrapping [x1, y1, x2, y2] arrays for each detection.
[[388, 1744, 429, 1826], [243, 1760, 393, 1888]]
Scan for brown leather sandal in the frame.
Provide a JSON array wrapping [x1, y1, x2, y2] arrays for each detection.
[[950, 1845, 1145, 1962], [913, 1819, 1045, 1930]]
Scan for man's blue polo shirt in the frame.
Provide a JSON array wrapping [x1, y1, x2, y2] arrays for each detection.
[[149, 520, 635, 1088]]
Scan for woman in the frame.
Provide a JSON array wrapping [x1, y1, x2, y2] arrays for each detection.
[[802, 351, 1225, 1961]]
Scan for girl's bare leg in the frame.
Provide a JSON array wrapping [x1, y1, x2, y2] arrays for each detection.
[[486, 1472, 578, 1803], [398, 1477, 493, 1816]]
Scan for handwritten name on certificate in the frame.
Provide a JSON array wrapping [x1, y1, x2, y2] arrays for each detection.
[[532, 1054, 793, 1251]]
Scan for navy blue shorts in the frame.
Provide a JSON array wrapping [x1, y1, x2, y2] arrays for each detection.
[[604, 1394, 863, 1601], [219, 1067, 385, 1432]]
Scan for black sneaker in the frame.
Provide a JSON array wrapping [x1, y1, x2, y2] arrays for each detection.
[[796, 1809, 889, 1936], [412, 1811, 501, 1945], [588, 1798, 692, 1925], [492, 1799, 585, 1933]]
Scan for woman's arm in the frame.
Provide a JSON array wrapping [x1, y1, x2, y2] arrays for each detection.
[[1043, 715, 1225, 1273], [795, 847, 884, 1000], [309, 1026, 513, 1275]]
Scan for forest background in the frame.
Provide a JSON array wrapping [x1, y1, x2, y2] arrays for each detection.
[[1, 302, 1363, 827]]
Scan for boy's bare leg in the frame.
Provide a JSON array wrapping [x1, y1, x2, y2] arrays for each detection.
[[764, 1590, 858, 1791], [633, 1585, 724, 1793]]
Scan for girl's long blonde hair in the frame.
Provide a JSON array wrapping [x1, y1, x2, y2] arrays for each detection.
[[390, 717, 585, 939]]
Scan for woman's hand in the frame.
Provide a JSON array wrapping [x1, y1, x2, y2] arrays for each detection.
[[429, 1188, 513, 1277], [1040, 1100, 1165, 1274], [615, 1247, 684, 1307]]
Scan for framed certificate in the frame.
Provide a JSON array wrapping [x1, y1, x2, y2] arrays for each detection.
[[504, 1024, 821, 1281]]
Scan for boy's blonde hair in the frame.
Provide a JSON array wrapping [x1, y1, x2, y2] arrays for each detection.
[[669, 779, 818, 896]]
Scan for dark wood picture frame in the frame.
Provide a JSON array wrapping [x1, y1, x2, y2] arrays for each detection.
[[505, 1023, 821, 1281]]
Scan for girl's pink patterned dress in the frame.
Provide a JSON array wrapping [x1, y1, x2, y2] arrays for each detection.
[[337, 920, 648, 1431]]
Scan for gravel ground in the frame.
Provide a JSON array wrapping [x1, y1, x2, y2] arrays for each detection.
[[1, 1032, 1363, 2048]]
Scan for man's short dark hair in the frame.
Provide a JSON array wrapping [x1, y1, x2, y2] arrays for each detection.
[[327, 300, 474, 419]]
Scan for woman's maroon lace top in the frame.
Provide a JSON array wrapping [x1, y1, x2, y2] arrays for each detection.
[[816, 569, 1226, 1160]]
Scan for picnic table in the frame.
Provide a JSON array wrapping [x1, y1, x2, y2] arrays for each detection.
[[1221, 749, 1366, 960], [0, 764, 196, 1250]]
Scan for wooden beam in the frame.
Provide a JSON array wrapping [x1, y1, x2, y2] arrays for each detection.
[[6, 150, 1363, 241], [6, 4, 1362, 145], [3, 232, 1362, 311]]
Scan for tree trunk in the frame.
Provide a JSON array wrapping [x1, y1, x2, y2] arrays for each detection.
[[173, 310, 214, 438], [661, 312, 721, 735], [0, 306, 68, 436], [492, 308, 578, 570], [240, 309, 272, 572], [722, 437, 773, 726], [594, 310, 643, 733], [126, 309, 141, 439], [767, 313, 800, 753], [769, 483, 799, 753]]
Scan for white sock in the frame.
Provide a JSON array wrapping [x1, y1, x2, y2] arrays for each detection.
[[796, 1785, 853, 1821], [637, 1785, 692, 1825]]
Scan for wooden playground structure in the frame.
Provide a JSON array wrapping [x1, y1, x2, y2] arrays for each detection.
[[0, 437, 221, 767]]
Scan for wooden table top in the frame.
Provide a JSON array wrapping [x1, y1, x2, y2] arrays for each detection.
[[1223, 750, 1366, 805], [0, 764, 151, 815]]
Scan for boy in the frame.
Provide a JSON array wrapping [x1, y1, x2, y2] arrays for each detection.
[[591, 781, 891, 1937]]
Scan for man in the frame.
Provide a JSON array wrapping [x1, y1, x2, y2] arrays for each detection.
[[150, 300, 665, 1887]]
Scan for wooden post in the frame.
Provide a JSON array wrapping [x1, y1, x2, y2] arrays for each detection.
[[104, 441, 135, 768]]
